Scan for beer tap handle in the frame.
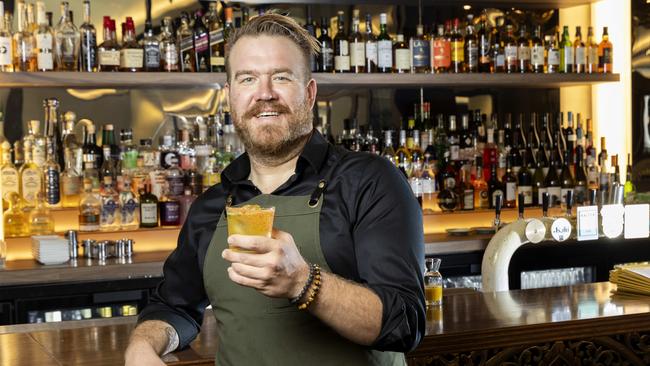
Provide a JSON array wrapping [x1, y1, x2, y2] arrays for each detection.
[[542, 192, 549, 217], [589, 189, 597, 206], [566, 190, 574, 216], [494, 194, 503, 229], [518, 192, 525, 219]]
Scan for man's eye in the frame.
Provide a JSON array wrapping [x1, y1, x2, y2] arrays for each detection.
[[240, 77, 254, 83], [274, 76, 290, 81]]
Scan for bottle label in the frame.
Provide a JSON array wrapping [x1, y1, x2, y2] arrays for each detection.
[[601, 48, 612, 65], [98, 50, 120, 66], [506, 182, 517, 201], [433, 39, 451, 68], [1, 167, 19, 195], [450, 145, 460, 160], [547, 186, 562, 207], [33, 145, 46, 167], [160, 151, 179, 169], [531, 45, 544, 66], [451, 41, 464, 63], [62, 174, 80, 196], [588, 46, 598, 66], [575, 47, 586, 65], [411, 39, 430, 68], [551, 217, 572, 242], [518, 46, 531, 62], [141, 202, 158, 224], [467, 45, 478, 67], [320, 47, 333, 69], [334, 55, 350, 71], [121, 198, 138, 224], [81, 32, 97, 70], [101, 199, 118, 219], [167, 176, 185, 196], [548, 49, 560, 66], [463, 189, 474, 209], [577, 206, 599, 241], [564, 46, 574, 65], [365, 41, 377, 65], [162, 201, 180, 223], [194, 34, 209, 53], [36, 33, 54, 70], [0, 36, 12, 65], [122, 150, 138, 170], [120, 48, 144, 69], [505, 46, 517, 65], [145, 44, 161, 68], [395, 49, 410, 70], [45, 168, 60, 205], [568, 133, 577, 142], [163, 43, 180, 68], [496, 54, 505, 67], [350, 42, 365, 67], [21, 167, 42, 203], [377, 40, 393, 68], [519, 185, 533, 205]]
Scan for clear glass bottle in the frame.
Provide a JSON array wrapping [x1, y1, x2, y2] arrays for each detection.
[[424, 258, 443, 306], [166, 156, 185, 198], [13, 0, 37, 71], [4, 192, 29, 237], [34, 1, 54, 72], [364, 13, 377, 73], [143, 19, 160, 72], [78, 178, 100, 232], [0, 1, 13, 72], [53, 1, 80, 71], [99, 175, 120, 231], [19, 142, 43, 208], [119, 17, 142, 72], [160, 16, 178, 72], [79, 0, 96, 72], [60, 152, 80, 208], [43, 140, 61, 208], [119, 176, 139, 230], [1, 138, 19, 205], [119, 128, 138, 173], [29, 192, 55, 235]]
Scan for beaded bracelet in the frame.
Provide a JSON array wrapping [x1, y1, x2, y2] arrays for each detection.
[[290, 263, 317, 305], [298, 264, 321, 311]]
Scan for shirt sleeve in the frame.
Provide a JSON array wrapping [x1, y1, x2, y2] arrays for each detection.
[[137, 200, 212, 350], [351, 155, 426, 352]]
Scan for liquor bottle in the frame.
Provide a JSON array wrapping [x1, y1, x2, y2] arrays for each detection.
[[54, 1, 79, 71], [377, 13, 392, 73], [533, 149, 547, 206], [333, 11, 350, 73], [478, 13, 491, 73], [205, 3, 223, 72], [160, 17, 178, 72], [119, 17, 142, 72], [192, 10, 210, 72], [393, 34, 409, 73], [364, 13, 377, 73], [0, 1, 12, 72], [448, 115, 460, 162], [13, 1, 37, 71], [28, 120, 47, 168], [101, 124, 120, 161], [119, 129, 138, 173], [304, 7, 317, 73], [178, 12, 195, 72], [531, 25, 545, 73], [544, 145, 562, 208], [318, 17, 333, 72], [473, 157, 489, 209], [177, 129, 195, 171], [119, 176, 139, 230], [424, 258, 443, 306], [99, 176, 120, 231], [461, 168, 475, 210], [159, 186, 181, 227], [60, 148, 80, 208], [395, 129, 412, 177], [574, 26, 586, 73], [503, 25, 518, 73], [381, 130, 397, 166], [559, 26, 573, 73], [586, 26, 598, 74], [438, 156, 458, 212], [460, 114, 473, 161], [223, 5, 234, 58], [349, 13, 365, 73], [488, 163, 504, 209], [143, 19, 160, 72], [450, 18, 464, 73], [43, 98, 63, 168], [611, 154, 620, 185], [565, 112, 576, 167], [19, 142, 43, 207], [574, 151, 588, 205], [97, 16, 119, 71], [1, 139, 19, 203], [518, 151, 533, 206], [166, 153, 185, 198], [560, 150, 575, 208], [482, 125, 497, 181], [432, 23, 450, 73], [82, 123, 102, 170], [26, 3, 36, 33], [491, 17, 505, 73], [547, 28, 560, 73], [503, 157, 518, 208], [598, 27, 613, 73], [179, 188, 196, 225], [624, 153, 635, 198], [4, 192, 29, 237], [29, 192, 55, 235], [43, 140, 61, 208], [464, 16, 478, 73], [78, 0, 96, 72], [411, 24, 430, 73], [516, 25, 531, 73]]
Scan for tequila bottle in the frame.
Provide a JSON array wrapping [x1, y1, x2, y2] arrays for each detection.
[[0, 1, 13, 72], [29, 193, 55, 235], [35, 1, 54, 72], [4, 192, 29, 237], [99, 176, 120, 231], [119, 176, 139, 230], [78, 179, 100, 232], [13, 0, 36, 71], [19, 143, 43, 207], [0, 139, 19, 206]]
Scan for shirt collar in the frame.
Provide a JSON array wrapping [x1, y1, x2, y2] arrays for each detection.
[[221, 129, 330, 187]]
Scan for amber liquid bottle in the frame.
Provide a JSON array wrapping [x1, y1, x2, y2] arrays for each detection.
[[598, 26, 613, 73], [450, 18, 464, 73]]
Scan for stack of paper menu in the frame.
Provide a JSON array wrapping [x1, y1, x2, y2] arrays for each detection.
[[610, 263, 650, 298]]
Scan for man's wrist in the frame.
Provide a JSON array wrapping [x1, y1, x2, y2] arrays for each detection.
[[290, 262, 311, 300]]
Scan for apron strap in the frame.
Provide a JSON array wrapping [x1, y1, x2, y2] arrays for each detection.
[[308, 148, 349, 207]]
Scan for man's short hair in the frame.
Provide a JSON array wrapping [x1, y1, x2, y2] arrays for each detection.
[[225, 12, 319, 83]]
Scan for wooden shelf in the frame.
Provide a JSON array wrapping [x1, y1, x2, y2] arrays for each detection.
[[0, 72, 619, 89], [240, 0, 599, 8]]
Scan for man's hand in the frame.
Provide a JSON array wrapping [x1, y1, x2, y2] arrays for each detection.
[[222, 229, 310, 299]]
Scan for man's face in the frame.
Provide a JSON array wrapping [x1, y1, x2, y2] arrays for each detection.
[[226, 35, 317, 161]]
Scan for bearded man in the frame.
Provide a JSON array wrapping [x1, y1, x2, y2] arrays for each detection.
[[125, 13, 425, 366]]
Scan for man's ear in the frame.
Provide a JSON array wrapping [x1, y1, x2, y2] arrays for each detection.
[[306, 78, 317, 110]]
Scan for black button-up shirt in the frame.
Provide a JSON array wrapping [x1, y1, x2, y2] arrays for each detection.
[[138, 130, 426, 353]]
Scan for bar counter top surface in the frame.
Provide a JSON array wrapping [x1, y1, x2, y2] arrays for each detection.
[[1, 282, 649, 365]]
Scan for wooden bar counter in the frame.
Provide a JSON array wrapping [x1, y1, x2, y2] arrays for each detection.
[[1, 282, 649, 365]]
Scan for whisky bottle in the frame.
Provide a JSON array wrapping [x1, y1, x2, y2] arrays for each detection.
[[574, 26, 586, 73], [504, 158, 517, 208], [598, 27, 613, 73], [586, 26, 598, 74], [159, 186, 181, 227], [318, 17, 333, 72], [160, 17, 178, 72], [488, 163, 504, 209], [393, 34, 410, 73], [53, 1, 80, 71], [97, 16, 119, 72], [491, 17, 505, 73], [473, 157, 489, 209], [503, 25, 517, 73], [432, 23, 450, 73], [192, 10, 210, 72], [177, 12, 195, 72], [531, 25, 545, 73], [143, 19, 160, 72], [29, 193, 55, 235], [205, 3, 222, 72], [560, 26, 573, 73], [364, 13, 377, 73], [547, 28, 560, 73], [349, 13, 365, 73], [464, 16, 478, 73], [119, 17, 143, 72], [478, 13, 491, 73], [516, 25, 531, 73], [448, 115, 460, 161], [0, 1, 13, 72], [411, 24, 430, 73], [461, 168, 475, 210], [4, 192, 29, 237], [13, 0, 37, 71], [450, 18, 464, 73], [333, 11, 350, 73], [78, 179, 100, 232], [60, 152, 80, 208], [377, 13, 392, 73]]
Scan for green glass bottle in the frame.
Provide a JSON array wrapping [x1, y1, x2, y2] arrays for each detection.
[[559, 26, 573, 73]]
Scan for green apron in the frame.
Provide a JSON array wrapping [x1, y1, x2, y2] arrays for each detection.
[[202, 154, 406, 366]]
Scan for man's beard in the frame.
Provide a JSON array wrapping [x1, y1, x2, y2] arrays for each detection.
[[232, 100, 313, 165]]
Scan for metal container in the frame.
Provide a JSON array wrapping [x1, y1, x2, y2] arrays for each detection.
[[96, 241, 109, 261], [66, 230, 78, 259], [115, 240, 126, 258], [82, 240, 96, 258], [124, 239, 133, 257]]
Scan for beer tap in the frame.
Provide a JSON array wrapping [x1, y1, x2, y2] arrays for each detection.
[[493, 194, 503, 230]]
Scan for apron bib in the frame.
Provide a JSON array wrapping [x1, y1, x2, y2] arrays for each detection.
[[202, 155, 406, 366]]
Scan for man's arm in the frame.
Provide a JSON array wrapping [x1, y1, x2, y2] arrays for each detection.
[[125, 320, 178, 365]]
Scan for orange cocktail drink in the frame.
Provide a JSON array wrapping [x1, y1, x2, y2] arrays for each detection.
[[226, 205, 275, 253]]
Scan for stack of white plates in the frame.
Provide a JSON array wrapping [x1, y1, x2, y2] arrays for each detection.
[[32, 235, 69, 265]]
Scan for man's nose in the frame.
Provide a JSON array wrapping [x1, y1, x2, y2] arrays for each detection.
[[253, 77, 278, 101]]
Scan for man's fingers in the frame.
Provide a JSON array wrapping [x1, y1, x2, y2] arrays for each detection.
[[272, 229, 292, 243], [227, 234, 273, 253], [230, 262, 274, 281], [227, 267, 265, 289], [222, 249, 269, 267]]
